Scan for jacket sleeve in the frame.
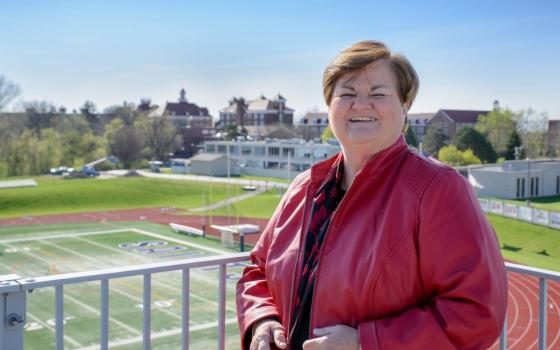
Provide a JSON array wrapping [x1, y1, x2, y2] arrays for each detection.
[[236, 178, 302, 349], [358, 169, 508, 350]]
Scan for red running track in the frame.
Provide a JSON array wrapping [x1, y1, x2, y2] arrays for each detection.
[[1, 208, 559, 349]]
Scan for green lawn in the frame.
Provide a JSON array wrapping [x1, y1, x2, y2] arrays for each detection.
[[0, 176, 241, 218], [201, 189, 284, 219], [482, 195, 560, 212], [486, 213, 560, 271]]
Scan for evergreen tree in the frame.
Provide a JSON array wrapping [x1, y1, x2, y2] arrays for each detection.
[[405, 126, 418, 147], [423, 126, 449, 155], [504, 129, 524, 160], [453, 127, 497, 163]]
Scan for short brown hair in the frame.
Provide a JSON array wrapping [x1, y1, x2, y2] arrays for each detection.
[[322, 40, 419, 108]]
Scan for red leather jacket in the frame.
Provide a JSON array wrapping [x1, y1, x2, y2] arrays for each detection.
[[236, 137, 508, 350]]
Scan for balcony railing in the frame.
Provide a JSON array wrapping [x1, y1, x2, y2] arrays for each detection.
[[0, 252, 249, 350], [1, 257, 559, 350]]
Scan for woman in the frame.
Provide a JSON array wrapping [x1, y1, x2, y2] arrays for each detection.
[[236, 40, 507, 350]]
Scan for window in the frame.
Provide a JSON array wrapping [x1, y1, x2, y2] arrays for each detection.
[[218, 145, 227, 153], [268, 147, 280, 156], [254, 147, 265, 156], [228, 145, 238, 154], [522, 178, 525, 197], [206, 145, 215, 153], [241, 146, 252, 155], [557, 176, 560, 195], [536, 177, 539, 196], [530, 178, 534, 197], [283, 148, 294, 157], [516, 178, 520, 198]]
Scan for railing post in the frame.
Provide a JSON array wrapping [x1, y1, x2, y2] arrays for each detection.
[[0, 275, 26, 350], [499, 309, 507, 350], [218, 264, 226, 350], [538, 278, 547, 350]]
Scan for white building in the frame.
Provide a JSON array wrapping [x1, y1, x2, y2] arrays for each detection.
[[203, 138, 341, 179], [468, 159, 560, 199]]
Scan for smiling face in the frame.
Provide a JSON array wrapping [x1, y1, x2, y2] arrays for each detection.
[[328, 60, 408, 156]]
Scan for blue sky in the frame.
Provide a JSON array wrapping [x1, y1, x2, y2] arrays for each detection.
[[1, 0, 559, 119]]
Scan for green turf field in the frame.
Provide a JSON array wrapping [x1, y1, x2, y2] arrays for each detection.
[[0, 222, 245, 350], [0, 176, 241, 218]]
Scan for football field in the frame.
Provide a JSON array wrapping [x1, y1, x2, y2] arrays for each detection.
[[0, 222, 247, 350]]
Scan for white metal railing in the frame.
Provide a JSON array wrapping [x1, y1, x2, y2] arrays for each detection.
[[0, 252, 250, 350], [500, 262, 560, 350], [1, 258, 559, 350]]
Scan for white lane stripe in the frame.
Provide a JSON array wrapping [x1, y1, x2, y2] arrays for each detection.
[[76, 318, 238, 350]]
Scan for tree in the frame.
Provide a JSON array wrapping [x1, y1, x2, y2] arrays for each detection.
[[517, 109, 548, 158], [105, 119, 144, 168], [21, 101, 58, 136], [139, 115, 181, 160], [321, 125, 335, 143], [438, 145, 481, 166], [0, 75, 20, 111], [504, 129, 524, 160], [405, 126, 417, 147], [475, 108, 518, 157], [423, 126, 449, 155], [453, 127, 497, 163]]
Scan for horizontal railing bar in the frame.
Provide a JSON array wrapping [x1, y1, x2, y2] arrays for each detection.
[[1, 257, 557, 296], [10, 253, 250, 290], [505, 262, 560, 281]]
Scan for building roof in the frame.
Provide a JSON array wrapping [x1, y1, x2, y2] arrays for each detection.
[[439, 109, 490, 123], [164, 101, 209, 117], [221, 94, 294, 114], [408, 113, 435, 121], [190, 153, 226, 162], [247, 95, 271, 111]]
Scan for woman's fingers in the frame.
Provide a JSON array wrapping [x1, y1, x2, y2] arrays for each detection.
[[273, 326, 288, 348], [258, 338, 271, 350], [251, 319, 286, 350]]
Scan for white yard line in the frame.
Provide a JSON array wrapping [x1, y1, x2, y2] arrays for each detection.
[[27, 312, 83, 348], [71, 236, 236, 310], [33, 239, 187, 323], [41, 238, 235, 316], [0, 228, 130, 244], [0, 241, 142, 336], [76, 317, 238, 350]]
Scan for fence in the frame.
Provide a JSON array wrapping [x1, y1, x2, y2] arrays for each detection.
[[479, 198, 560, 230], [1, 255, 559, 349]]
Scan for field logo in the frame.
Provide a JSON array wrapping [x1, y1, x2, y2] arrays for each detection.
[[119, 241, 187, 254]]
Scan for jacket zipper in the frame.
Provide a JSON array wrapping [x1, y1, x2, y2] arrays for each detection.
[[286, 183, 314, 341]]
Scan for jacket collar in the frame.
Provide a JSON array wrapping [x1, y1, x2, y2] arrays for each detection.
[[309, 135, 409, 185]]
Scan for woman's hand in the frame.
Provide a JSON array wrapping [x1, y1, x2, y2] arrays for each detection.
[[302, 325, 360, 350], [250, 318, 287, 350]]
